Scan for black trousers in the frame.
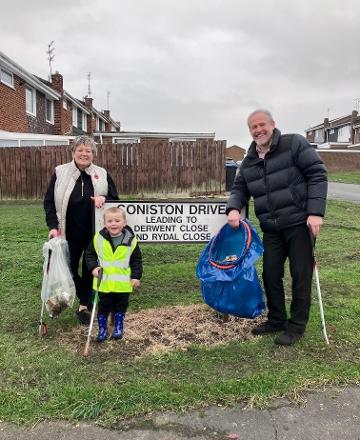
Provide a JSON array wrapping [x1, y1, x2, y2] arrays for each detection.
[[262, 224, 313, 334], [67, 238, 93, 308], [98, 293, 130, 315]]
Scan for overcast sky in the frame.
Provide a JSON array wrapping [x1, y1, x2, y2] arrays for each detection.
[[1, 0, 359, 147]]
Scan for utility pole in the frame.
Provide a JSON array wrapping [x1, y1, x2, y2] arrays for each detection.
[[46, 41, 55, 81]]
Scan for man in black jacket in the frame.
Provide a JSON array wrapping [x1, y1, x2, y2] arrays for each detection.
[[226, 109, 328, 346]]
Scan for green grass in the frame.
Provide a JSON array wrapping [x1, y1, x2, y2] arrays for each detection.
[[1, 200, 360, 426], [328, 170, 360, 184]]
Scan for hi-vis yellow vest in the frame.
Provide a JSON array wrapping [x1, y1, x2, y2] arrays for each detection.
[[93, 232, 138, 293]]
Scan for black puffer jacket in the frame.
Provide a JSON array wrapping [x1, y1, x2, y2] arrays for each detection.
[[226, 128, 328, 232]]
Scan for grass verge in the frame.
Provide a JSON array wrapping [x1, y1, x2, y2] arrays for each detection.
[[0, 200, 359, 426], [328, 170, 360, 184]]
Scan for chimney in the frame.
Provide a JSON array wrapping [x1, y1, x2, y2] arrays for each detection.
[[84, 97, 93, 109], [51, 71, 63, 94], [103, 110, 111, 132]]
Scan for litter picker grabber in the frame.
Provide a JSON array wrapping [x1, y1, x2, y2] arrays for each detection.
[[38, 247, 52, 336], [83, 268, 103, 357], [309, 230, 330, 345]]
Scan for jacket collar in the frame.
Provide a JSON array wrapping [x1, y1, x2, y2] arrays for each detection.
[[100, 225, 135, 246], [71, 159, 97, 175], [247, 128, 282, 160]]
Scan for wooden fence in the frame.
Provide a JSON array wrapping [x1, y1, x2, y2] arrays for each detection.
[[0, 140, 226, 199]]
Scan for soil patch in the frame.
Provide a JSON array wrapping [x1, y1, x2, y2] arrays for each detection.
[[57, 304, 263, 360]]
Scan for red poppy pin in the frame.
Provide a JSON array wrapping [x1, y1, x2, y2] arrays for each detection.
[[93, 174, 99, 180]]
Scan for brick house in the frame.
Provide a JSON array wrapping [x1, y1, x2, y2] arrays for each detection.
[[225, 145, 246, 162], [0, 51, 119, 142], [305, 111, 360, 146]]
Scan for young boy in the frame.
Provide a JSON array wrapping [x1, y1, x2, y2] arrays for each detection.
[[85, 206, 142, 342]]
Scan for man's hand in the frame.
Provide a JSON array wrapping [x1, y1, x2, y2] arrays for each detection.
[[227, 209, 241, 228], [307, 215, 323, 237], [91, 195, 106, 208]]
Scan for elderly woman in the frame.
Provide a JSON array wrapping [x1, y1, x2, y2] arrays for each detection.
[[44, 135, 119, 325]]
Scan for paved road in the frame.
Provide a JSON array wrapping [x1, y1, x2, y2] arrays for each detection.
[[1, 386, 359, 440], [328, 182, 360, 203]]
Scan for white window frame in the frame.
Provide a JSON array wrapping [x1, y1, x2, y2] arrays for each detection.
[[114, 137, 140, 144], [45, 98, 54, 124], [25, 86, 36, 116], [99, 118, 106, 131], [96, 116, 100, 131], [83, 114, 87, 132], [72, 106, 78, 127], [0, 67, 14, 88]]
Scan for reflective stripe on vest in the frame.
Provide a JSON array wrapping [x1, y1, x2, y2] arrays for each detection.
[[93, 233, 137, 293]]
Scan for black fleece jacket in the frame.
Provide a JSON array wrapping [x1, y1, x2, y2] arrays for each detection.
[[85, 226, 143, 280], [226, 128, 328, 232]]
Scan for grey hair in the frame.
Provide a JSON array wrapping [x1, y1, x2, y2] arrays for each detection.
[[247, 109, 274, 127], [71, 135, 97, 155]]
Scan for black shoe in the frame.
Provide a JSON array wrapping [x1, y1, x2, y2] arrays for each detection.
[[274, 331, 303, 346], [251, 321, 286, 336], [75, 309, 91, 325]]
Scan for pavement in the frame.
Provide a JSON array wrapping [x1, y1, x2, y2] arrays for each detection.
[[1, 386, 360, 440], [327, 182, 360, 203]]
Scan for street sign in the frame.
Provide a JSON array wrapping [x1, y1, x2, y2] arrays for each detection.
[[95, 200, 231, 243]]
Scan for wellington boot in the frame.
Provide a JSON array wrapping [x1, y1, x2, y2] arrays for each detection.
[[112, 312, 125, 340], [96, 314, 108, 342]]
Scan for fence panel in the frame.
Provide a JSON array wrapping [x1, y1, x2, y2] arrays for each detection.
[[0, 140, 226, 199]]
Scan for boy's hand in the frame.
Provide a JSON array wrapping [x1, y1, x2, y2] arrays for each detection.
[[92, 267, 101, 277], [131, 279, 140, 290]]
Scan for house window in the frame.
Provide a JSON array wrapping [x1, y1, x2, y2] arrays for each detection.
[[83, 114, 87, 132], [77, 108, 83, 130], [0, 68, 14, 87], [63, 99, 68, 110], [25, 86, 36, 116], [99, 119, 105, 131], [114, 138, 140, 144], [45, 99, 54, 124], [72, 106, 78, 127], [96, 117, 99, 131]]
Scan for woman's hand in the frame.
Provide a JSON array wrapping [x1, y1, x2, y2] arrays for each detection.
[[48, 229, 59, 239], [91, 195, 106, 208]]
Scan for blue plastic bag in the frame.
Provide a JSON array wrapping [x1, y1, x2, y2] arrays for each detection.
[[196, 220, 265, 318]]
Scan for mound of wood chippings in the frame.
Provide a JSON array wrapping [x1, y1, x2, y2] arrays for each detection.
[[57, 304, 263, 360]]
